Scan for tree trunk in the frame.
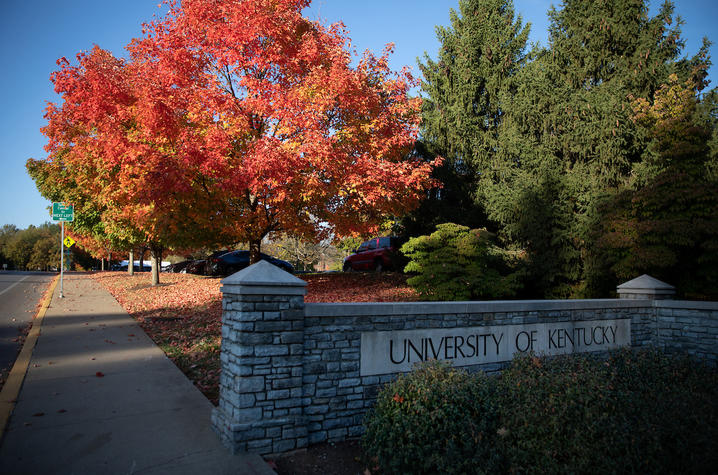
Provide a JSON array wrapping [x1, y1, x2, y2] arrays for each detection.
[[150, 245, 162, 286], [128, 249, 134, 275], [108, 251, 111, 270], [249, 238, 261, 265], [101, 258, 105, 271], [139, 247, 146, 272]]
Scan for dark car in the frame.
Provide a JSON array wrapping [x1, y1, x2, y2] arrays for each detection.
[[183, 259, 207, 275], [206, 250, 294, 276], [182, 250, 232, 275], [168, 260, 191, 273], [118, 263, 152, 272], [343, 236, 402, 272]]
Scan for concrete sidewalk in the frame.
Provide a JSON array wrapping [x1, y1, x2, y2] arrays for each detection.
[[0, 273, 274, 475]]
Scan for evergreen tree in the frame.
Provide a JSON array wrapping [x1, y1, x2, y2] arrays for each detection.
[[479, 0, 711, 297], [407, 0, 530, 237], [586, 76, 718, 298]]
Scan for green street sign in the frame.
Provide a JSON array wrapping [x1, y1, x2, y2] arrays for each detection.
[[52, 202, 74, 222]]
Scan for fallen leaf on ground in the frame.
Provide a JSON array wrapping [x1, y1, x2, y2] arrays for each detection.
[[95, 372, 104, 377], [90, 271, 417, 406]]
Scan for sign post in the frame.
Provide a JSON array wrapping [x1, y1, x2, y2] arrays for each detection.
[[52, 202, 74, 298]]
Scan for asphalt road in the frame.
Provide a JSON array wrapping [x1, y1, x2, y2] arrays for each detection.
[[0, 272, 56, 378]]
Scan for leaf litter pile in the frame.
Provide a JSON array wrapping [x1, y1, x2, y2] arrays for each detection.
[[91, 271, 417, 405]]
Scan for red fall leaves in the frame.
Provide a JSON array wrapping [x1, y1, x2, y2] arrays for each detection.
[[91, 270, 417, 403], [35, 0, 439, 264]]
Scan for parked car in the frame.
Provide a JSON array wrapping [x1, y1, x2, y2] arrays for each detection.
[[119, 263, 152, 272], [183, 259, 207, 274], [343, 236, 402, 272], [167, 260, 191, 273], [206, 250, 294, 276], [182, 250, 232, 275]]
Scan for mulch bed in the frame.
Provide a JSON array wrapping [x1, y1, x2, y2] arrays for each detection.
[[270, 440, 367, 475]]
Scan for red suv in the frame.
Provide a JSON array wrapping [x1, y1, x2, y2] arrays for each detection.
[[343, 237, 401, 272]]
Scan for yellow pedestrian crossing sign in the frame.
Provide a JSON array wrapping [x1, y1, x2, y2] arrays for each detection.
[[63, 236, 76, 248]]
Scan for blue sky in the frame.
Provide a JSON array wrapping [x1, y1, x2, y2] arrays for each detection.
[[1, 0, 716, 229]]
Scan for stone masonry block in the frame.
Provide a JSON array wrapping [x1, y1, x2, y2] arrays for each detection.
[[328, 428, 348, 440], [255, 321, 292, 332], [239, 332, 273, 345], [232, 301, 256, 311], [263, 311, 281, 320], [239, 376, 265, 392], [338, 378, 360, 388], [239, 393, 256, 408], [281, 331, 304, 344], [275, 398, 302, 409], [267, 389, 290, 400], [255, 345, 289, 357], [308, 431, 327, 445], [272, 377, 302, 390], [238, 311, 264, 322]]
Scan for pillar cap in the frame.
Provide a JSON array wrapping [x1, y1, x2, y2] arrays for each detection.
[[616, 274, 675, 299], [221, 260, 307, 295]]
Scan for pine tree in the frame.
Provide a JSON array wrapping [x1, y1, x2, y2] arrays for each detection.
[[409, 0, 529, 237], [479, 0, 711, 297], [586, 75, 718, 298]]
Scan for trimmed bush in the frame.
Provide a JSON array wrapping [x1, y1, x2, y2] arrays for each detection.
[[497, 350, 718, 473], [363, 350, 718, 474], [400, 223, 524, 300], [362, 361, 503, 474]]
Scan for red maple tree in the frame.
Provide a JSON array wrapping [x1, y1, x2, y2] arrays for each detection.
[[37, 0, 439, 282]]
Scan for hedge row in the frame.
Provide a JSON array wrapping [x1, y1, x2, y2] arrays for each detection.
[[362, 349, 718, 474]]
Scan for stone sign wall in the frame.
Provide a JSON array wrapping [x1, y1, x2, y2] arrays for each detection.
[[211, 262, 718, 456], [360, 319, 631, 376]]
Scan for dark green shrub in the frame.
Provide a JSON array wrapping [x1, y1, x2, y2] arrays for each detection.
[[496, 350, 718, 474], [600, 349, 718, 473], [495, 353, 623, 473], [362, 350, 718, 474], [400, 223, 524, 300], [362, 361, 503, 474]]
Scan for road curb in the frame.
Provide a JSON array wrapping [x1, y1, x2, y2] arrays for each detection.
[[0, 274, 59, 443]]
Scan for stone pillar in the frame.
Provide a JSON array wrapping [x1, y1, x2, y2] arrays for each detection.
[[617, 274, 675, 300], [212, 260, 308, 455]]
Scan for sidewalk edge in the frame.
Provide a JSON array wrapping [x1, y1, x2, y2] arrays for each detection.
[[0, 274, 59, 443]]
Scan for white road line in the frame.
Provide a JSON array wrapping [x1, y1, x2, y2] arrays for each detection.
[[0, 275, 31, 297]]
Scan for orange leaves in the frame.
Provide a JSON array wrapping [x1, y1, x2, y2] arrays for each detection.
[[40, 0, 438, 259], [91, 270, 418, 403], [304, 273, 419, 303], [136, 0, 435, 237]]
